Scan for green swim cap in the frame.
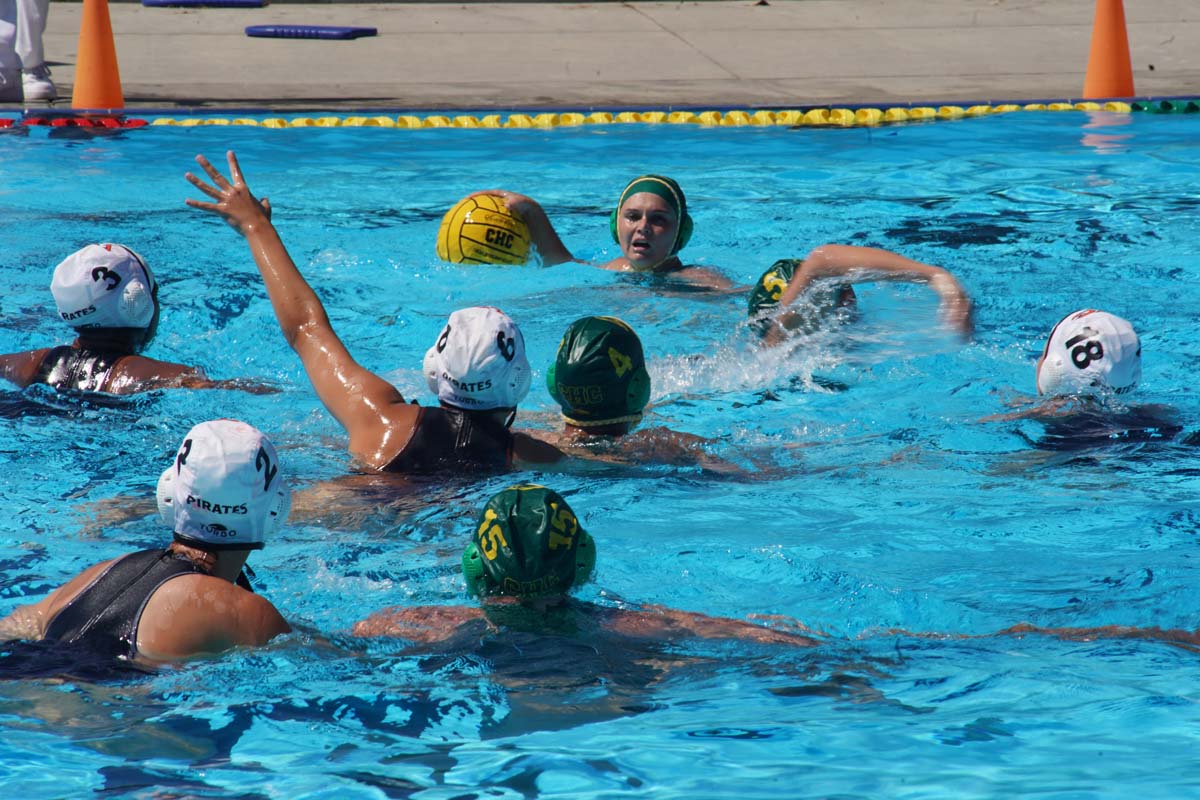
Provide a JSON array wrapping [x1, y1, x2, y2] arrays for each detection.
[[461, 484, 596, 598], [546, 316, 651, 428], [609, 175, 694, 255], [747, 259, 800, 335]]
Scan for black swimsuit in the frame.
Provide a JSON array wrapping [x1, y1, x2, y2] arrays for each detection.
[[32, 344, 128, 393], [382, 406, 513, 473], [42, 549, 207, 661]]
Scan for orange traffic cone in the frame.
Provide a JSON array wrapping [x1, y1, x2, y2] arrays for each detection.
[[1082, 0, 1135, 99], [72, 0, 125, 110]]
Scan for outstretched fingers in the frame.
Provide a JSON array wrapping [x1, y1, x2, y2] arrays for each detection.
[[194, 153, 233, 190], [226, 150, 246, 186], [184, 169, 223, 200]]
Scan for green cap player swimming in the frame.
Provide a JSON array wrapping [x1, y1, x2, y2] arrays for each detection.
[[747, 247, 974, 346]]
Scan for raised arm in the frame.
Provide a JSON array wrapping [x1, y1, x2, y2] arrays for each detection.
[[776, 244, 973, 338], [468, 190, 576, 266], [185, 151, 417, 467]]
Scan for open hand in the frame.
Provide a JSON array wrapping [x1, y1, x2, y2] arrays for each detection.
[[185, 150, 273, 236]]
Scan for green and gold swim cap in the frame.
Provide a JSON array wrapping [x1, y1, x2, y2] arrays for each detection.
[[747, 258, 800, 336], [461, 484, 596, 598], [546, 316, 651, 428], [610, 175, 694, 255]]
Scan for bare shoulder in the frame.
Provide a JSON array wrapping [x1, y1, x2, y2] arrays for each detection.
[[353, 604, 487, 642], [0, 348, 51, 387], [137, 574, 289, 661]]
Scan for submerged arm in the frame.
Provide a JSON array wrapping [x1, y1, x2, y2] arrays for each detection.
[[997, 622, 1200, 651], [608, 604, 822, 646]]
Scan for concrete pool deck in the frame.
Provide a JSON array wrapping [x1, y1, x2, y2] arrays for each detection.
[[9, 0, 1200, 110]]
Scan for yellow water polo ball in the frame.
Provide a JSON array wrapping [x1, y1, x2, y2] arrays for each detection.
[[435, 194, 531, 265]]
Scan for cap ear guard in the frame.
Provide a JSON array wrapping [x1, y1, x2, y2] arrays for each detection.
[[747, 259, 801, 337], [112, 244, 158, 329], [545, 360, 563, 406], [673, 212, 693, 254], [120, 276, 157, 329], [462, 541, 489, 596], [610, 176, 694, 256], [627, 367, 651, 413], [156, 465, 176, 528], [574, 530, 596, 587]]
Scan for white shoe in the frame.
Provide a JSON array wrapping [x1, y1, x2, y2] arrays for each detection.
[[22, 64, 57, 101], [0, 68, 23, 102]]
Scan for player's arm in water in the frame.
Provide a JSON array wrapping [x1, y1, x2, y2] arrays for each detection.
[[354, 599, 821, 646], [878, 621, 1200, 653], [467, 190, 577, 266], [603, 604, 823, 646], [0, 349, 277, 395], [185, 151, 420, 470], [764, 244, 973, 346], [996, 622, 1200, 650], [110, 358, 281, 395], [526, 426, 747, 477]]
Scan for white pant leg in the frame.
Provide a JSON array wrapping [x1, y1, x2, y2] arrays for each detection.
[[14, 0, 47, 68], [0, 0, 21, 71]]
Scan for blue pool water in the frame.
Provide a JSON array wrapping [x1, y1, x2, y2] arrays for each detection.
[[2, 110, 1200, 797]]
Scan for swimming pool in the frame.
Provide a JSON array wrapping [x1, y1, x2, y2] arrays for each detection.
[[2, 108, 1200, 797]]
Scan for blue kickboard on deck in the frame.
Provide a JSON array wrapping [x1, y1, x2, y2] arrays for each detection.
[[143, 0, 265, 7], [245, 24, 377, 39]]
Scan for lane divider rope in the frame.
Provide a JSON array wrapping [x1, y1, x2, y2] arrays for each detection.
[[6, 99, 1198, 131]]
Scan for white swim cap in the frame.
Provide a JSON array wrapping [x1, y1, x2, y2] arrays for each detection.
[[1036, 309, 1141, 396], [51, 244, 158, 330], [156, 419, 291, 551], [423, 306, 532, 410]]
